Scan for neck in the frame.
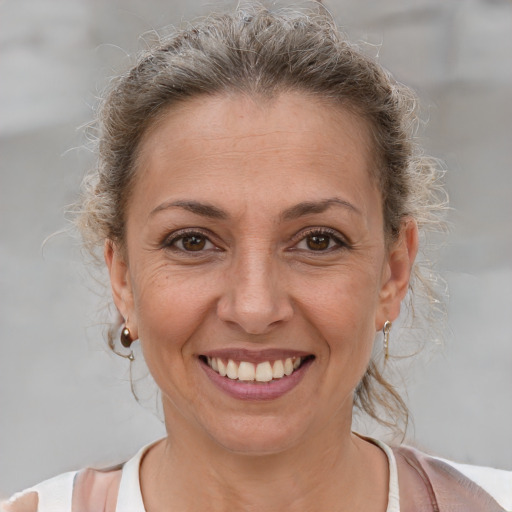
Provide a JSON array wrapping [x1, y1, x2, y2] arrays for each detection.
[[140, 410, 389, 512]]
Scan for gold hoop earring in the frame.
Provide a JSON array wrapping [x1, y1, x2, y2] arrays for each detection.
[[383, 320, 392, 361]]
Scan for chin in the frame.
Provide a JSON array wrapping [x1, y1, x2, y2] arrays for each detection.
[[206, 415, 306, 456]]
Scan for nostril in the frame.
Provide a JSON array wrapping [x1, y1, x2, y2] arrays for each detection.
[[217, 303, 294, 335], [216, 272, 294, 334]]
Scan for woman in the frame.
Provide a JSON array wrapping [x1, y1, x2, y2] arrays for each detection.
[[4, 4, 511, 511]]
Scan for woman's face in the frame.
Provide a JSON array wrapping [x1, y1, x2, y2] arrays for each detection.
[[107, 93, 416, 454]]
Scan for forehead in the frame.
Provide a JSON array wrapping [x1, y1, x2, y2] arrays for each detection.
[[139, 92, 373, 164], [133, 92, 379, 217]]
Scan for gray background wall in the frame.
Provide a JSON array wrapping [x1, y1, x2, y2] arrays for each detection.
[[1, 0, 511, 498]]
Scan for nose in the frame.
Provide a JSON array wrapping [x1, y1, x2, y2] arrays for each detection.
[[216, 250, 294, 335]]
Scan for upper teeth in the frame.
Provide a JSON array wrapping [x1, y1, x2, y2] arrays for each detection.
[[206, 357, 302, 382]]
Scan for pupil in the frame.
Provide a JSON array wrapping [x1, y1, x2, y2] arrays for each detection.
[[307, 235, 329, 250], [183, 235, 206, 251]]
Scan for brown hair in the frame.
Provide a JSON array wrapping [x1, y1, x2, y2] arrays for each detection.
[[76, 3, 447, 433]]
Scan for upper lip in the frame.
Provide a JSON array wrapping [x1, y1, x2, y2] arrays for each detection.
[[199, 348, 313, 364]]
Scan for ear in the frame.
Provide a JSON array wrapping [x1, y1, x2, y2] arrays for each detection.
[[375, 218, 419, 329], [104, 240, 138, 339]]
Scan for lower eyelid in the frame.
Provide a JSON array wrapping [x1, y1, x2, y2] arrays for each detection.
[[295, 239, 343, 251]]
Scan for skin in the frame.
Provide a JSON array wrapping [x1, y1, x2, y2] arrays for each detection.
[[105, 92, 418, 511]]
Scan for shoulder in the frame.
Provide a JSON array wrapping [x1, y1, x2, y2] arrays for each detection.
[[1, 471, 76, 512], [2, 440, 158, 512], [1, 492, 38, 512], [394, 444, 512, 511], [434, 456, 512, 510], [1, 468, 122, 512]]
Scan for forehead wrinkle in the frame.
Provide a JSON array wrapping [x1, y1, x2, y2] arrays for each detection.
[[190, 128, 315, 142], [153, 147, 359, 166]]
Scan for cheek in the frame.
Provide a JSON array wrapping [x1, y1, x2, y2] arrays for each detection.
[[301, 267, 381, 331], [130, 268, 221, 411], [131, 265, 217, 358], [296, 269, 381, 378]]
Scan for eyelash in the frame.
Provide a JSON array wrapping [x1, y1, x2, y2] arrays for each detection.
[[162, 229, 219, 254], [291, 227, 348, 253], [162, 227, 348, 255]]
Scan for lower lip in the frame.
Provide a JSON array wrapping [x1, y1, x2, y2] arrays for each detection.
[[200, 359, 313, 401]]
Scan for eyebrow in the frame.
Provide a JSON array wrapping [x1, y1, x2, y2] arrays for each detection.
[[281, 198, 361, 221], [150, 197, 360, 221], [150, 200, 228, 219]]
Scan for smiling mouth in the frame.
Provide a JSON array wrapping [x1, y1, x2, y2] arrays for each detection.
[[198, 355, 315, 383]]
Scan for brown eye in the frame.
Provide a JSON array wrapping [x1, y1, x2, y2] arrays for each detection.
[[294, 229, 345, 253], [306, 234, 331, 251], [164, 230, 217, 254], [181, 235, 207, 251]]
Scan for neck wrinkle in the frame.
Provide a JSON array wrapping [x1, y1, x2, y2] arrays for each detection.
[[140, 412, 387, 512]]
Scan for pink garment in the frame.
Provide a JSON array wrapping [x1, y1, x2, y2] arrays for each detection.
[[71, 466, 123, 512], [394, 446, 507, 511]]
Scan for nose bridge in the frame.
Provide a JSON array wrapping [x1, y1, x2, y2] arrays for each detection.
[[217, 240, 292, 333]]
